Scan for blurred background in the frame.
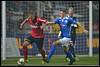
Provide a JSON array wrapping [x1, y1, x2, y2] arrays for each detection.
[[3, 1, 99, 57]]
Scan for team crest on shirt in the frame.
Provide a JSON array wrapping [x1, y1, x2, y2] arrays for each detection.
[[64, 20, 68, 23]]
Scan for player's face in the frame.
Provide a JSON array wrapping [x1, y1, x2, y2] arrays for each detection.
[[68, 9, 74, 16], [59, 11, 65, 18]]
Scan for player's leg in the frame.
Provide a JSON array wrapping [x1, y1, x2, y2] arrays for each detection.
[[44, 40, 61, 63], [70, 43, 79, 61], [34, 38, 46, 60], [71, 34, 79, 61], [71, 36, 76, 58], [61, 39, 75, 65], [71, 29, 79, 59], [23, 35, 33, 63], [23, 40, 29, 63], [63, 41, 73, 61], [45, 37, 74, 64], [63, 46, 70, 62]]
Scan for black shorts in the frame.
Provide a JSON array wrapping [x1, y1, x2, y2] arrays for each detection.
[[24, 35, 44, 49]]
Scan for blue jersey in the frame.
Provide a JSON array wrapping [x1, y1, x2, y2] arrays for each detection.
[[54, 16, 78, 38]]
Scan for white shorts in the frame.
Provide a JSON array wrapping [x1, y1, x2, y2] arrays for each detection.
[[59, 37, 71, 47]]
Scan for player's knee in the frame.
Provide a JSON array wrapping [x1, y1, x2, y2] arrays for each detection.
[[53, 40, 60, 45], [23, 41, 30, 46], [63, 46, 69, 51]]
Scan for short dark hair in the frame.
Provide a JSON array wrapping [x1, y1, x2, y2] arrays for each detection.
[[60, 9, 66, 13]]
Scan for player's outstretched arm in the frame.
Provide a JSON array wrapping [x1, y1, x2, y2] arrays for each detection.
[[47, 21, 55, 23], [19, 16, 33, 30], [19, 18, 29, 30]]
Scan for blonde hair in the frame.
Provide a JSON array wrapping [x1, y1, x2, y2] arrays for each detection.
[[68, 7, 74, 12]]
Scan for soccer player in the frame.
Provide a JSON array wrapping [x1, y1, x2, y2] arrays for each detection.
[[64, 7, 88, 62], [57, 7, 79, 62], [44, 9, 77, 65], [64, 7, 79, 62], [19, 14, 48, 63]]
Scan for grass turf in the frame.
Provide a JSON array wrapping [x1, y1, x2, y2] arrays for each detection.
[[1, 54, 99, 66]]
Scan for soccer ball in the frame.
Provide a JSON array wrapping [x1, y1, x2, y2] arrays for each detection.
[[17, 58, 25, 65]]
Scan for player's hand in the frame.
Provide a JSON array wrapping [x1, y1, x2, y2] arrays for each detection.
[[46, 21, 55, 24], [58, 31, 61, 38], [84, 30, 88, 33]]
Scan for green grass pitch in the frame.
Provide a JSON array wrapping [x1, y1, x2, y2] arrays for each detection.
[[1, 54, 99, 66]]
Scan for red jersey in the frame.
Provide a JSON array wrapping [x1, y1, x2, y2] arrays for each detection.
[[26, 16, 47, 38]]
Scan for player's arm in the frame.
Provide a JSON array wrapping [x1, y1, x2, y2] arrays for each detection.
[[20, 16, 39, 29], [72, 17, 88, 33], [77, 22, 88, 33], [38, 18, 55, 26], [71, 17, 78, 28], [37, 17, 59, 28], [36, 17, 48, 29], [37, 17, 47, 24], [58, 31, 61, 38], [46, 17, 60, 24], [19, 18, 28, 30], [19, 16, 31, 30]]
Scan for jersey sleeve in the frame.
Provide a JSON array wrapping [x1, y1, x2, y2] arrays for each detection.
[[74, 18, 79, 28], [73, 17, 78, 24], [54, 18, 60, 24], [37, 17, 47, 24], [27, 18, 33, 25], [71, 17, 78, 28]]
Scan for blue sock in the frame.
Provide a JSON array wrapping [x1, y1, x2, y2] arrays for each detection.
[[65, 50, 73, 60], [47, 44, 56, 61]]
